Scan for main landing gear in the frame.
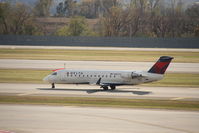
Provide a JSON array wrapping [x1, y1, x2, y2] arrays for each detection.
[[102, 86, 116, 91], [110, 85, 116, 90], [52, 83, 55, 88], [102, 86, 108, 91]]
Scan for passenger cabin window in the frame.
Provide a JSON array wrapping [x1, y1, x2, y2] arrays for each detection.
[[52, 72, 57, 75]]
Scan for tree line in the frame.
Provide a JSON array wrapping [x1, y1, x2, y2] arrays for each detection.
[[0, 0, 199, 37]]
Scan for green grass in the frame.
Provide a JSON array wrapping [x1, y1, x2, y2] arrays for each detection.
[[0, 69, 199, 87], [0, 69, 51, 83], [144, 73, 199, 87], [0, 48, 199, 63], [0, 95, 198, 111]]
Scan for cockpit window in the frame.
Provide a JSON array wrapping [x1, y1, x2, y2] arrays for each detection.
[[52, 72, 57, 75]]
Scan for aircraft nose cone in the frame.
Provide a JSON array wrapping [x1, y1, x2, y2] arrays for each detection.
[[43, 75, 49, 82]]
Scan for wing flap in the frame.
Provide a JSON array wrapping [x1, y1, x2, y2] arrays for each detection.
[[89, 78, 125, 86]]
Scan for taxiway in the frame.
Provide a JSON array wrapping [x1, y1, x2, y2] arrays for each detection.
[[0, 59, 199, 73], [0, 83, 198, 101]]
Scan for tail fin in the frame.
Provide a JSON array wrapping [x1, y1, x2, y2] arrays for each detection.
[[148, 56, 173, 74]]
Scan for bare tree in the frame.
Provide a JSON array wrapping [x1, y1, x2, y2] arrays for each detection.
[[102, 5, 141, 37], [102, 7, 123, 36], [0, 2, 10, 34], [0, 2, 43, 35], [34, 0, 53, 17], [11, 3, 32, 34], [124, 5, 141, 37]]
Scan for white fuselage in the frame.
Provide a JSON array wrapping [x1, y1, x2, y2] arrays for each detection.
[[43, 69, 163, 86]]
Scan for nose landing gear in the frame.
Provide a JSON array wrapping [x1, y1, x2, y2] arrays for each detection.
[[52, 83, 55, 88]]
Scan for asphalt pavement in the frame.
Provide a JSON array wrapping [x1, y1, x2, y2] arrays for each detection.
[[0, 59, 198, 73], [0, 104, 198, 133], [0, 83, 198, 101]]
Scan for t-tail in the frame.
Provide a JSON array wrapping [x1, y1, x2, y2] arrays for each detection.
[[148, 56, 174, 74]]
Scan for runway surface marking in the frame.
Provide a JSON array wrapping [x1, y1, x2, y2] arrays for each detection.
[[170, 97, 188, 100], [189, 88, 199, 90], [0, 130, 14, 133], [17, 92, 37, 96], [78, 113, 195, 133]]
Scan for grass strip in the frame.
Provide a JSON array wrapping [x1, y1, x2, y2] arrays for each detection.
[[0, 48, 199, 63], [0, 95, 198, 111], [0, 69, 199, 87], [0, 69, 51, 84], [145, 73, 199, 87]]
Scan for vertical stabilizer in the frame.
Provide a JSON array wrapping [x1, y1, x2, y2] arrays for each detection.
[[148, 56, 173, 74]]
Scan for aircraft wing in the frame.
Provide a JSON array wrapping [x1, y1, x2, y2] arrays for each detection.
[[99, 83, 126, 86], [89, 78, 103, 86], [90, 78, 125, 87]]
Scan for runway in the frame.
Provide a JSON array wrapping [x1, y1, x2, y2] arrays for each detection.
[[0, 83, 198, 101], [0, 104, 198, 133], [0, 59, 199, 73]]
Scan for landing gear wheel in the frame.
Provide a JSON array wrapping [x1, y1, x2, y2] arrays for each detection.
[[52, 83, 55, 88], [110, 85, 116, 90], [103, 86, 108, 91]]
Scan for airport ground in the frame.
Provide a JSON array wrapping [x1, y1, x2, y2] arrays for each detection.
[[1, 45, 199, 52], [0, 83, 199, 111], [0, 104, 199, 133], [0, 60, 199, 87], [1, 59, 199, 73], [0, 46, 199, 63], [0, 46, 199, 133], [1, 83, 199, 101]]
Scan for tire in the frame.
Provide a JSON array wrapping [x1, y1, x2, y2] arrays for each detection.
[[103, 86, 108, 90], [52, 83, 55, 88], [110, 85, 116, 90]]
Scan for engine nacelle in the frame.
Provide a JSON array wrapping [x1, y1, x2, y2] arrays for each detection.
[[121, 72, 132, 79], [121, 72, 142, 79], [131, 72, 142, 78]]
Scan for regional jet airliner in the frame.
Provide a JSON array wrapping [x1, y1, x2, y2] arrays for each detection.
[[43, 56, 173, 90]]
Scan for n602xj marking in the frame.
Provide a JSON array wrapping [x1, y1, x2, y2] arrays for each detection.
[[43, 56, 173, 90]]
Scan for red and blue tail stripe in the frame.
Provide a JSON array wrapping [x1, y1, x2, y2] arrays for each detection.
[[148, 56, 173, 74]]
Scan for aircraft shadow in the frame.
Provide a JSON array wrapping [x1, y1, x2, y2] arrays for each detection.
[[37, 88, 152, 95]]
